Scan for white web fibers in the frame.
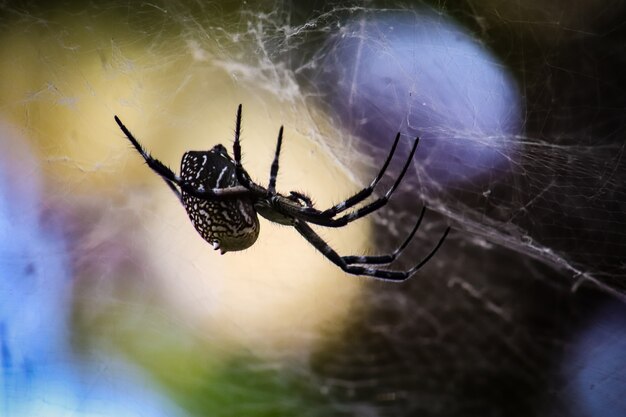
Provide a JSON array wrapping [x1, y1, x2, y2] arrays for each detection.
[[218, 4, 626, 296], [290, 7, 626, 298], [1, 1, 626, 416], [271, 7, 626, 416]]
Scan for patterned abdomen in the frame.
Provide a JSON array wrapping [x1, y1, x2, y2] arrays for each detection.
[[180, 145, 259, 253]]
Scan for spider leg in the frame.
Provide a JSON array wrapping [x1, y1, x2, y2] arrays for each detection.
[[163, 178, 183, 204], [114, 115, 255, 201], [114, 116, 183, 204], [294, 219, 450, 282], [289, 135, 420, 228], [289, 191, 314, 208], [268, 126, 284, 194], [232, 104, 244, 173], [342, 206, 426, 265], [230, 105, 268, 194], [320, 132, 402, 217]]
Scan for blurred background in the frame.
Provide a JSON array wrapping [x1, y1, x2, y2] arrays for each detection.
[[1, 1, 625, 416]]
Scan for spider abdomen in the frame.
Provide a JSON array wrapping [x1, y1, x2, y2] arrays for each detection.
[[180, 147, 259, 254]]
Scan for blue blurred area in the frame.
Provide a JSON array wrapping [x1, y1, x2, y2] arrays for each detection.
[[564, 301, 626, 417], [312, 9, 523, 188], [0, 127, 182, 416]]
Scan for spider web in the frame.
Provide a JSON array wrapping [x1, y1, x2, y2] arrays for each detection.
[[0, 1, 625, 416]]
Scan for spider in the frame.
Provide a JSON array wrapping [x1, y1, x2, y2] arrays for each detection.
[[114, 105, 450, 281]]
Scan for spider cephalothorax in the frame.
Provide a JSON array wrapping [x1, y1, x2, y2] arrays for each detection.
[[114, 105, 450, 281]]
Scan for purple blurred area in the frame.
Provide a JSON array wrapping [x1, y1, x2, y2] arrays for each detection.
[[563, 301, 626, 417], [310, 10, 523, 189]]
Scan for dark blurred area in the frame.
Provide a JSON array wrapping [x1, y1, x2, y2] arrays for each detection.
[[289, 1, 626, 416]]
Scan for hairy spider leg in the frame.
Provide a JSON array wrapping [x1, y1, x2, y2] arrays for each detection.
[[294, 219, 450, 282], [163, 179, 184, 203], [320, 132, 402, 218], [113, 115, 182, 201], [229, 104, 246, 189], [114, 115, 254, 201], [231, 104, 248, 187], [289, 191, 314, 208], [268, 126, 284, 194], [230, 104, 267, 194], [342, 205, 426, 265], [290, 135, 421, 228], [232, 104, 244, 173]]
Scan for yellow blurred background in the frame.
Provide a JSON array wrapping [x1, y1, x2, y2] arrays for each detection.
[[0, 3, 371, 404]]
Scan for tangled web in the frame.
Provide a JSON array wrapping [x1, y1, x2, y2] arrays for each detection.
[[223, 4, 626, 296]]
